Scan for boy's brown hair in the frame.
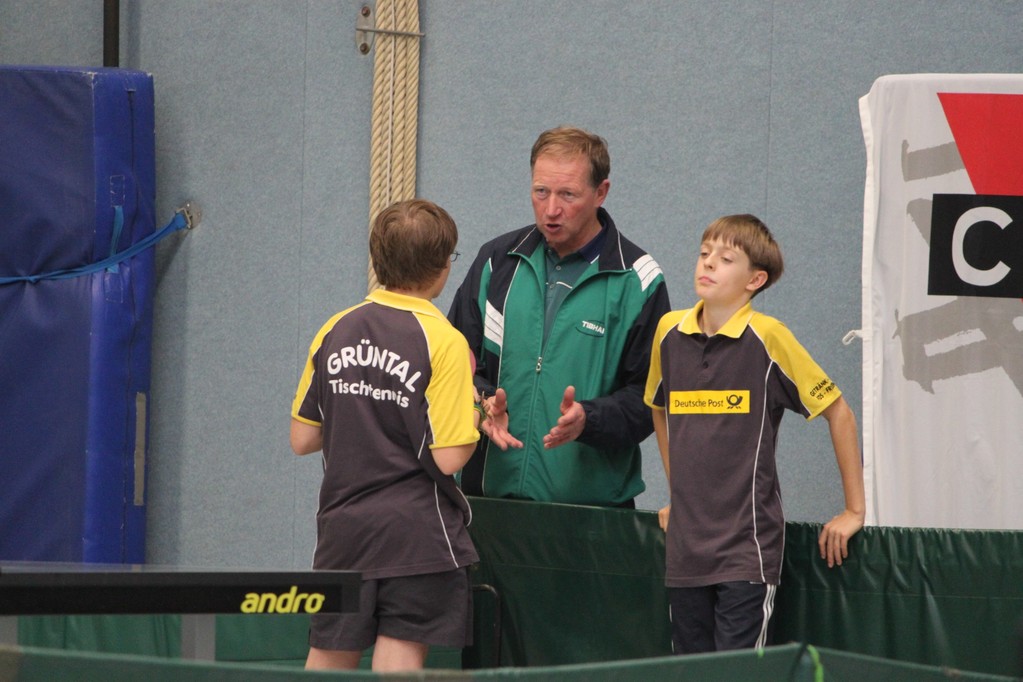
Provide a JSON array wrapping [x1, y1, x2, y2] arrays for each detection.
[[702, 214, 784, 294], [530, 126, 610, 188], [370, 199, 457, 290]]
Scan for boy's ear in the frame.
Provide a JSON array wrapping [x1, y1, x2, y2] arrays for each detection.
[[747, 270, 769, 292]]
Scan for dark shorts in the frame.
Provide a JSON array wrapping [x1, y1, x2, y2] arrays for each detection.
[[668, 582, 777, 654], [309, 567, 473, 651]]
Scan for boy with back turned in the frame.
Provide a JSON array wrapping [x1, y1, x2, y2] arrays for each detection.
[[290, 199, 513, 672], [644, 214, 865, 654]]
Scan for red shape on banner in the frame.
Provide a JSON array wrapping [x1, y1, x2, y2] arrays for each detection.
[[938, 92, 1023, 195]]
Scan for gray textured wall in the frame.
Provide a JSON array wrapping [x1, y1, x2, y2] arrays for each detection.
[[2, 1, 1020, 568]]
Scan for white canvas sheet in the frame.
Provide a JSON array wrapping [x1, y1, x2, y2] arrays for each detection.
[[859, 74, 1023, 529]]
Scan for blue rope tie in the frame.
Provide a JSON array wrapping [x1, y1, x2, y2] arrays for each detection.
[[0, 209, 190, 285]]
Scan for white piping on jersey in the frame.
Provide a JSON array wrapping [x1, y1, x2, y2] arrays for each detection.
[[419, 417, 465, 567], [319, 403, 328, 472], [434, 486, 459, 567], [750, 359, 773, 583], [755, 584, 777, 649], [416, 432, 428, 462], [456, 486, 472, 527], [412, 311, 474, 530], [747, 319, 794, 585], [632, 254, 663, 292]]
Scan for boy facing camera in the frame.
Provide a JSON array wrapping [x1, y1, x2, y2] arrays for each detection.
[[644, 214, 865, 654]]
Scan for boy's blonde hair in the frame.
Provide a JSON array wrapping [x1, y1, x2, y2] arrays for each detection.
[[702, 214, 784, 294], [370, 199, 457, 290]]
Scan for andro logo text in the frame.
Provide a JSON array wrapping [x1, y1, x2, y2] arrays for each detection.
[[669, 390, 750, 414], [240, 586, 325, 614]]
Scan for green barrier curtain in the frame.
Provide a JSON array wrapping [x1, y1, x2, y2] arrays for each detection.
[[14, 499, 1023, 678], [4, 643, 1016, 682], [776, 522, 1023, 677], [465, 497, 671, 666], [465, 498, 1023, 677]]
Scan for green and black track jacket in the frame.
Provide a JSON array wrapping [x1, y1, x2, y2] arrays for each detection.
[[448, 208, 670, 506]]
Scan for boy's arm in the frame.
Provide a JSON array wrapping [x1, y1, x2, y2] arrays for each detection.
[[818, 396, 866, 567], [434, 396, 496, 475], [652, 408, 671, 532], [290, 418, 323, 455], [652, 408, 669, 481], [432, 443, 478, 476]]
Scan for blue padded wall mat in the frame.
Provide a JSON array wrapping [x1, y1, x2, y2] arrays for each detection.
[[0, 66, 155, 563]]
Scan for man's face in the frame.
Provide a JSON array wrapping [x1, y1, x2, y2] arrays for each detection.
[[530, 153, 609, 258]]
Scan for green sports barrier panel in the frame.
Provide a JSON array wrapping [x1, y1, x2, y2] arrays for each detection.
[[808, 646, 1015, 682], [463, 498, 671, 667], [14, 499, 1023, 677], [462, 498, 1023, 677], [15, 615, 460, 669], [1, 643, 1015, 681], [0, 642, 803, 682], [776, 522, 1023, 677], [16, 615, 178, 658], [213, 614, 462, 669]]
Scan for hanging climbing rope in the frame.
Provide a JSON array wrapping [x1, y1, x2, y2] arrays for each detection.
[[366, 0, 421, 293]]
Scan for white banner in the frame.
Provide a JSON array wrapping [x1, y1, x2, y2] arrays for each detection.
[[859, 74, 1023, 529]]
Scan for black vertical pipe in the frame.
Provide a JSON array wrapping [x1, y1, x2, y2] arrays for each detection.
[[103, 0, 119, 67]]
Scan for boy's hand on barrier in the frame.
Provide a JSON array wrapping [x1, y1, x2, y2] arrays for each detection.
[[818, 508, 864, 568]]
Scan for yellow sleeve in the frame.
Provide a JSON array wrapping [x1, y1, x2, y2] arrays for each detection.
[[420, 315, 481, 449], [290, 309, 350, 425], [644, 311, 683, 410]]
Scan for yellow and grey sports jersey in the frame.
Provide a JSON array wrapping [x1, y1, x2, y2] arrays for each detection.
[[292, 289, 479, 580], [644, 301, 841, 588]]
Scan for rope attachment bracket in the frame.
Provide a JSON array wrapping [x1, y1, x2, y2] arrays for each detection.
[[355, 4, 424, 55], [179, 201, 202, 231]]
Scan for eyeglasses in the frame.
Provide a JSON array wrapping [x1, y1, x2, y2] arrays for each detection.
[[450, 251, 460, 263]]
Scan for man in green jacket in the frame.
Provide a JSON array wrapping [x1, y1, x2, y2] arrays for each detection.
[[448, 126, 670, 507]]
